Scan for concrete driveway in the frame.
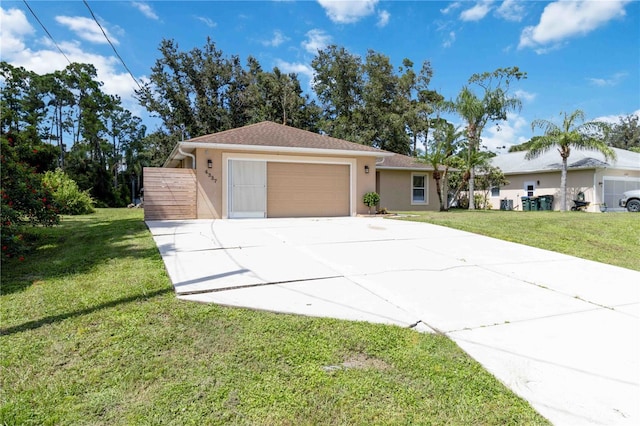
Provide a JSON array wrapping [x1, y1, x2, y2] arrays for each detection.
[[147, 216, 639, 426]]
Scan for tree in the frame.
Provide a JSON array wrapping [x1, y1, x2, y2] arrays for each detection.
[[475, 164, 509, 210], [526, 110, 616, 211], [606, 114, 640, 152], [424, 120, 464, 211], [311, 45, 365, 143], [452, 67, 526, 209]]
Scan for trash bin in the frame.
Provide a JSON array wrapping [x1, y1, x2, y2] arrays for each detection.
[[529, 197, 539, 211], [521, 197, 530, 211], [539, 195, 554, 211], [500, 199, 513, 211]]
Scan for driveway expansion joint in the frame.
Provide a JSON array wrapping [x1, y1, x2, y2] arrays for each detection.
[[175, 275, 344, 296]]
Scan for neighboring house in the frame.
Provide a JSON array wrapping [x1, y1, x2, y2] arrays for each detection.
[[489, 147, 640, 212], [144, 121, 439, 220]]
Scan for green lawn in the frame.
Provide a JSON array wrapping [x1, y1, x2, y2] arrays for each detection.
[[394, 210, 640, 271], [0, 209, 548, 425]]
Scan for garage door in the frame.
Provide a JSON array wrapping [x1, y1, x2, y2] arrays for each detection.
[[267, 163, 350, 218], [603, 177, 640, 211]]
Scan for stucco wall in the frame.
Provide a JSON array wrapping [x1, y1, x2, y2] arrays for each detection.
[[357, 157, 377, 214], [191, 148, 376, 218], [376, 169, 438, 212], [491, 169, 597, 211]]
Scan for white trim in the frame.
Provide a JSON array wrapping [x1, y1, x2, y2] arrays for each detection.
[[167, 142, 391, 165], [410, 172, 428, 205], [222, 152, 357, 219]]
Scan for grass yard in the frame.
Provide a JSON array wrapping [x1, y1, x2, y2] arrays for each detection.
[[0, 209, 549, 425], [395, 210, 640, 271]]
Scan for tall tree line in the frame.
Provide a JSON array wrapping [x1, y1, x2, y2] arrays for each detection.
[[1, 61, 145, 206], [138, 39, 445, 158]]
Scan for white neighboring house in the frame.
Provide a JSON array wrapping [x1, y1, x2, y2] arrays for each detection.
[[489, 147, 640, 212]]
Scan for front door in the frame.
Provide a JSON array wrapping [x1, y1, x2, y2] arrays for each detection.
[[228, 160, 266, 218]]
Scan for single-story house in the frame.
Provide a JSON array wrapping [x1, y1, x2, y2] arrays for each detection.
[[488, 147, 640, 212], [143, 121, 438, 220]]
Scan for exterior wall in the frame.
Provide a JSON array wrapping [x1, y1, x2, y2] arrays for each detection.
[[491, 169, 596, 211], [357, 157, 377, 214], [195, 148, 224, 219], [376, 169, 439, 212], [190, 148, 376, 218]]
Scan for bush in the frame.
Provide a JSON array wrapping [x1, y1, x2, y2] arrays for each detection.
[[363, 191, 380, 214], [42, 169, 95, 215], [1, 138, 59, 260]]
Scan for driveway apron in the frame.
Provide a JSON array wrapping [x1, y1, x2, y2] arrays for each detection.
[[147, 216, 640, 426]]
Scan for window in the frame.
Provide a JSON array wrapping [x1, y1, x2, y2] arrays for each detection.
[[412, 173, 427, 204], [524, 181, 535, 197], [491, 186, 500, 197]]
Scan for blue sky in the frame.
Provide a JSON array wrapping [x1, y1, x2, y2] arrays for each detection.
[[1, 0, 639, 151]]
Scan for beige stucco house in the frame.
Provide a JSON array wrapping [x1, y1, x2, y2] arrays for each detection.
[[489, 147, 640, 212], [144, 121, 439, 220]]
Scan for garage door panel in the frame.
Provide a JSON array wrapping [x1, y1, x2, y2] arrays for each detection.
[[267, 163, 350, 218]]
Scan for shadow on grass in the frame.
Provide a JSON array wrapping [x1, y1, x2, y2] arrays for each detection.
[[0, 287, 172, 336], [1, 211, 163, 295]]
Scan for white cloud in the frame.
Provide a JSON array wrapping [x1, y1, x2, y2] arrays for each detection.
[[519, 0, 630, 51], [377, 10, 390, 27], [481, 113, 529, 151], [588, 72, 628, 87], [302, 29, 332, 54], [440, 2, 461, 15], [196, 16, 216, 28], [0, 7, 35, 54], [514, 90, 536, 102], [0, 8, 142, 117], [443, 31, 456, 48], [261, 30, 289, 47], [56, 15, 119, 45], [317, 0, 378, 24], [274, 59, 314, 84], [460, 1, 493, 22], [131, 2, 159, 20], [594, 109, 640, 124], [496, 0, 525, 22]]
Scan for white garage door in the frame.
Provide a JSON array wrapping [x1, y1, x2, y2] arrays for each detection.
[[228, 160, 266, 218], [603, 177, 640, 211]]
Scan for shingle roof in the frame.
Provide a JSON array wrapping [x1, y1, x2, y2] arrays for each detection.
[[188, 121, 387, 154], [376, 153, 434, 170], [491, 147, 640, 174]]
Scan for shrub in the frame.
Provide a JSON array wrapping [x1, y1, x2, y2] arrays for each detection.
[[363, 191, 380, 214], [42, 169, 95, 215], [1, 138, 59, 260]]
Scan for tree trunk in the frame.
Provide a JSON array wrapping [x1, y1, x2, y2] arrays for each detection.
[[560, 157, 568, 212], [434, 172, 443, 210], [468, 166, 476, 210]]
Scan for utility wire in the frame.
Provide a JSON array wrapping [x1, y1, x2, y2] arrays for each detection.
[[22, 0, 73, 66], [82, 0, 143, 91]]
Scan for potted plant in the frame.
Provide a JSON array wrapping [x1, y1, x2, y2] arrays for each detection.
[[363, 191, 380, 215]]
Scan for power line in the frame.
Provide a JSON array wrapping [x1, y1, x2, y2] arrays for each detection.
[[82, 0, 143, 92], [22, 0, 73, 67]]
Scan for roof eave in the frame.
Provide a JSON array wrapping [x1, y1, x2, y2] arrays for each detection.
[[164, 141, 394, 166]]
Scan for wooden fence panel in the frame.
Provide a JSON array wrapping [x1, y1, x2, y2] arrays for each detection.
[[143, 168, 197, 220]]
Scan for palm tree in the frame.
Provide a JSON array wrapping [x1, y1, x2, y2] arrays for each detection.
[[526, 110, 616, 211], [425, 121, 464, 211]]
